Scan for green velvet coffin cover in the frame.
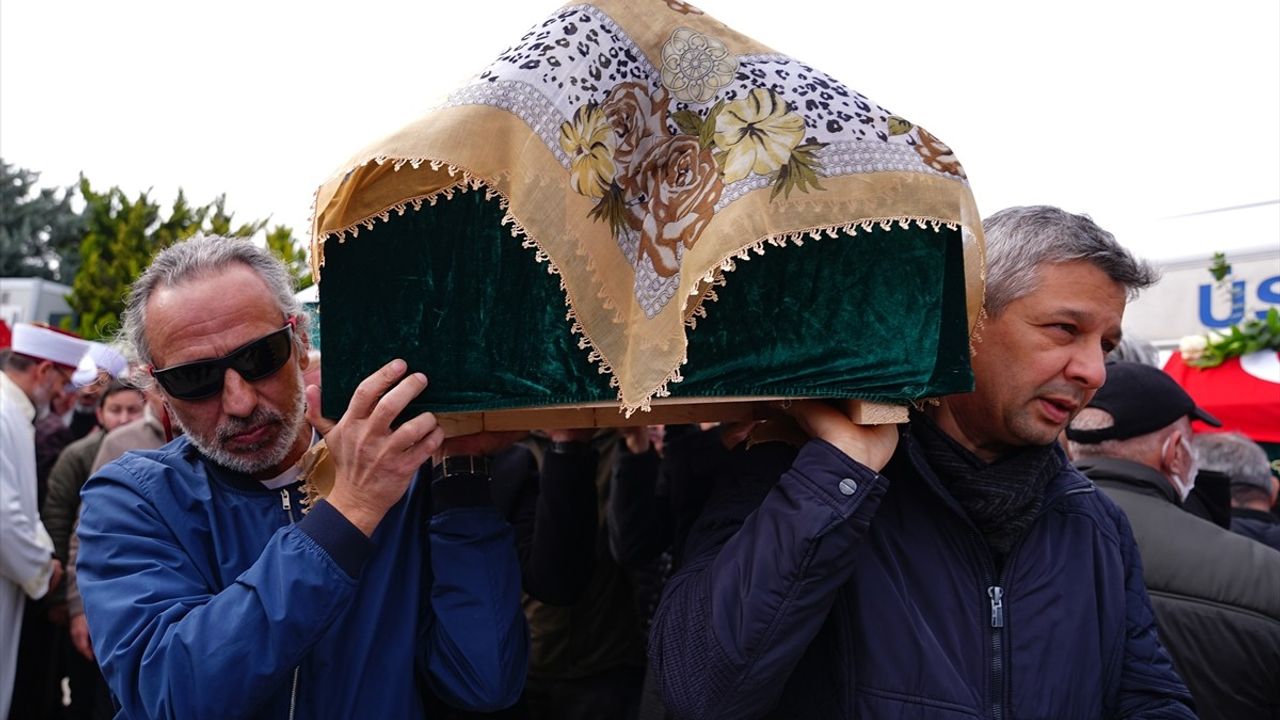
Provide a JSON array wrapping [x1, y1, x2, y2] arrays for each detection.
[[319, 191, 972, 419]]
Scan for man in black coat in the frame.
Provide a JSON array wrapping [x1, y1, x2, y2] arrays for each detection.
[[1068, 361, 1280, 720]]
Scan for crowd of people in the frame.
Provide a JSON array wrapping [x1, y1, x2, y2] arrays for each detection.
[[2, 205, 1278, 719]]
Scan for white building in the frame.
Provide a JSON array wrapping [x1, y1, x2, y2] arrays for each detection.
[[0, 277, 74, 329], [1123, 246, 1280, 351]]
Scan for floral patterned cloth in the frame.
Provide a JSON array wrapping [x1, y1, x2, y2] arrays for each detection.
[[311, 0, 984, 414]]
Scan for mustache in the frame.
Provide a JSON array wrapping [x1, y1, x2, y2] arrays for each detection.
[[216, 408, 284, 442]]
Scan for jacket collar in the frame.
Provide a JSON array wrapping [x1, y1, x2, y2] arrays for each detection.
[[1073, 456, 1180, 505]]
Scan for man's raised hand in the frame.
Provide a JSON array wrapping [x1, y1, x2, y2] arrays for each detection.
[[305, 359, 443, 536]]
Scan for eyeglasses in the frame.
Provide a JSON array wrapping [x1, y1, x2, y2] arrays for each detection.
[[151, 319, 296, 401], [51, 365, 76, 394]]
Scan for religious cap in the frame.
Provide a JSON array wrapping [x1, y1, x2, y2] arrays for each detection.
[[11, 323, 92, 371], [73, 341, 128, 385]]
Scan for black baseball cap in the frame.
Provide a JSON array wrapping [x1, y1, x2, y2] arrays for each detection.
[[1065, 361, 1222, 443]]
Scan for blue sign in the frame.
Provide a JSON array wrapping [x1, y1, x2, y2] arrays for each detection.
[[1199, 274, 1280, 328]]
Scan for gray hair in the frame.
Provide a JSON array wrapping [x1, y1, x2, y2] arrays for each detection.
[[119, 234, 309, 385], [1194, 432, 1273, 496], [982, 206, 1159, 317], [1108, 335, 1160, 366]]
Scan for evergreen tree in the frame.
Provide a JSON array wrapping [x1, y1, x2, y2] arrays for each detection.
[[65, 182, 262, 340], [0, 159, 84, 281], [265, 224, 314, 291]]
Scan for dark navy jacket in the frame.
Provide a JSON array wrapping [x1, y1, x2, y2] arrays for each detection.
[[78, 437, 528, 719], [650, 428, 1195, 719]]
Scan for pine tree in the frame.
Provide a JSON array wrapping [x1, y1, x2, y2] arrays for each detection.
[[0, 159, 84, 281], [265, 225, 314, 291], [65, 182, 266, 340]]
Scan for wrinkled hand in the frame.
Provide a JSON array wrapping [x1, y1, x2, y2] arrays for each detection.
[[785, 401, 899, 472], [70, 613, 94, 661], [47, 559, 63, 595], [305, 359, 444, 536]]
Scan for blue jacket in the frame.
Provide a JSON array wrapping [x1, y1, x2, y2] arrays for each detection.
[[77, 438, 528, 719], [650, 429, 1196, 719]]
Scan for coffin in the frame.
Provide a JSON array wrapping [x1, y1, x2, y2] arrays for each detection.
[[310, 0, 985, 432]]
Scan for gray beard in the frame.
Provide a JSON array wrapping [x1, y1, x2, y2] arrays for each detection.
[[174, 374, 307, 476]]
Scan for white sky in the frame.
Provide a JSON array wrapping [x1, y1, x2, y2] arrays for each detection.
[[2, 0, 1277, 264]]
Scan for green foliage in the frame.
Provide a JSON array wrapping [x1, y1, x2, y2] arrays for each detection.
[[1187, 308, 1280, 368], [1208, 251, 1232, 282], [1183, 251, 1280, 368], [65, 180, 264, 340], [4, 158, 309, 339], [0, 159, 84, 281], [770, 142, 826, 201], [265, 225, 314, 291], [587, 184, 629, 239]]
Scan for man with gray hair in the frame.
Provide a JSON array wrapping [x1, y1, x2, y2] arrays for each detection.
[[1069, 361, 1280, 720], [76, 235, 528, 719], [1195, 431, 1280, 552], [651, 207, 1196, 718]]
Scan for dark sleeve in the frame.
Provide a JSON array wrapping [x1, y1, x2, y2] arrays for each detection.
[[421, 483, 529, 713], [661, 427, 732, 569], [1111, 509, 1198, 718], [42, 444, 87, 566], [35, 423, 74, 493], [69, 408, 98, 441], [649, 440, 889, 720], [506, 443, 598, 605], [606, 442, 669, 568]]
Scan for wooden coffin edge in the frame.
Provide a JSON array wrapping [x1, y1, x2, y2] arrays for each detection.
[[434, 396, 908, 436]]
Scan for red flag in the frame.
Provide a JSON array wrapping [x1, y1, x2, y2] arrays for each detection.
[[1163, 350, 1280, 443]]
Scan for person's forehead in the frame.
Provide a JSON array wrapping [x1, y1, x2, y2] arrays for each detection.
[[150, 264, 273, 309], [1024, 262, 1125, 308], [146, 266, 284, 364], [103, 388, 144, 405]]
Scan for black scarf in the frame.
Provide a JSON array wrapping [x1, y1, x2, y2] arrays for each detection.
[[911, 412, 1062, 560]]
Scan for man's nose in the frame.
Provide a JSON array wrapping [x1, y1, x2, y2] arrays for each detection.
[[1068, 344, 1109, 390], [221, 369, 257, 417]]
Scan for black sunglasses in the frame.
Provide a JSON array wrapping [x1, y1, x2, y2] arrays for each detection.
[[151, 320, 296, 401]]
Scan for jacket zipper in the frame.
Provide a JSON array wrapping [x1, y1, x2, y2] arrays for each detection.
[[280, 488, 295, 522], [281, 486, 299, 718], [982, 485, 1094, 720], [988, 585, 1005, 720], [906, 439, 1097, 720]]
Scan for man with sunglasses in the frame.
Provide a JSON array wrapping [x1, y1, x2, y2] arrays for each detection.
[[76, 235, 528, 719], [1, 323, 91, 718]]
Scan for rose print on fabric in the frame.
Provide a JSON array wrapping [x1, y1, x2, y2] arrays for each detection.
[[625, 134, 723, 277], [557, 28, 827, 302], [887, 116, 967, 180], [601, 82, 670, 177]]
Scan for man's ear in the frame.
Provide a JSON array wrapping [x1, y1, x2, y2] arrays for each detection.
[[295, 329, 311, 370], [1159, 429, 1184, 476]]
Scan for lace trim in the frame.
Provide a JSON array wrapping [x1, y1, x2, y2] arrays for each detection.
[[313, 161, 974, 415]]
